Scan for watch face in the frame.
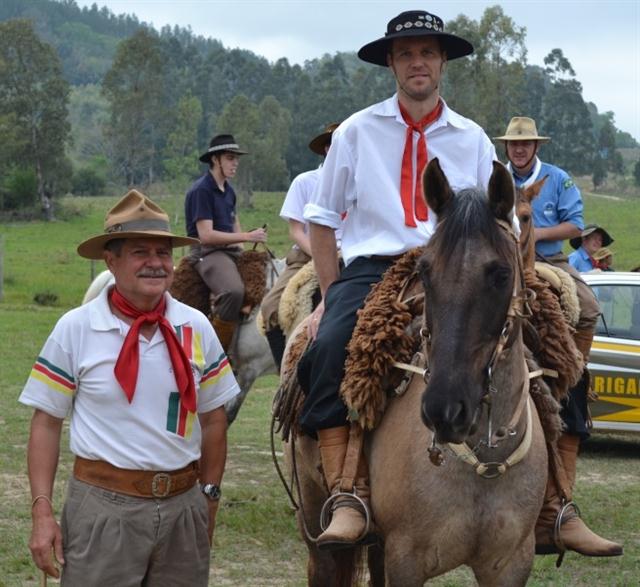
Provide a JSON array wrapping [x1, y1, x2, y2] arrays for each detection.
[[202, 483, 221, 500]]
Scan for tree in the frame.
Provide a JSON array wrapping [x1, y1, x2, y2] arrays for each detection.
[[102, 29, 165, 186], [634, 160, 640, 187], [540, 49, 595, 174], [597, 113, 624, 174], [0, 19, 71, 219], [163, 93, 203, 222]]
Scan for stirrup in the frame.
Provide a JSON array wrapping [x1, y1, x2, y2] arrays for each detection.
[[319, 490, 372, 542], [552, 499, 581, 568]]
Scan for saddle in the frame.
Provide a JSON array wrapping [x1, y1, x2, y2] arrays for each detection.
[[170, 250, 271, 319], [278, 260, 320, 337], [275, 248, 583, 441]]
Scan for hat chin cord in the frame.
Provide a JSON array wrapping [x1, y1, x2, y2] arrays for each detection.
[[508, 144, 538, 175]]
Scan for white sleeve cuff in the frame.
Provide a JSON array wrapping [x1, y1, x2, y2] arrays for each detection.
[[303, 203, 343, 230]]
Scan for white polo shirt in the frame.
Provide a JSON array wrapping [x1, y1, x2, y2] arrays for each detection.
[[19, 286, 240, 470], [304, 95, 497, 266]]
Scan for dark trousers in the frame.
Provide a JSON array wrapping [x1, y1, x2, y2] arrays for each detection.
[[297, 257, 394, 435]]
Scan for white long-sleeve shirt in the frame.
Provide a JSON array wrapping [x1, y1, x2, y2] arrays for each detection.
[[304, 95, 497, 266]]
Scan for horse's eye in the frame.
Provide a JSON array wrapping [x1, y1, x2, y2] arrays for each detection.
[[485, 263, 511, 289], [520, 214, 531, 223]]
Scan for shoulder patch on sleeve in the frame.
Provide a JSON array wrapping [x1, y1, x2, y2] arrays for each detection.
[[563, 178, 574, 190]]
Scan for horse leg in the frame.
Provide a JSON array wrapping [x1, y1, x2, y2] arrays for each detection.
[[472, 533, 534, 587], [367, 542, 386, 587], [383, 536, 425, 587]]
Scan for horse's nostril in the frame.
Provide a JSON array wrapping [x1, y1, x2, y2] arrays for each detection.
[[444, 401, 466, 427]]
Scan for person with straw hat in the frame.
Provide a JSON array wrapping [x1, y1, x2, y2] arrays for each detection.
[[496, 117, 623, 559], [591, 246, 614, 271], [20, 190, 240, 584], [568, 224, 615, 272], [260, 122, 342, 371], [185, 133, 268, 352], [297, 9, 497, 550]]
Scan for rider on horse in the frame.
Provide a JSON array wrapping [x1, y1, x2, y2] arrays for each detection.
[[261, 123, 341, 371], [185, 134, 268, 351], [496, 117, 622, 558], [297, 10, 498, 550]]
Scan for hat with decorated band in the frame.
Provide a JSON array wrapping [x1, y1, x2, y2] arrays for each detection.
[[77, 189, 199, 259], [199, 133, 248, 163], [308, 122, 340, 155], [357, 10, 474, 66]]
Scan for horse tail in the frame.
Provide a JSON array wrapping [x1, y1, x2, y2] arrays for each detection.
[[333, 546, 367, 587]]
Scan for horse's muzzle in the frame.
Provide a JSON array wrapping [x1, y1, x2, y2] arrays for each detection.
[[421, 386, 480, 444]]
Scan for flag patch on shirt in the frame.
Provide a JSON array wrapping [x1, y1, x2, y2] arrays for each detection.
[[200, 353, 231, 390], [166, 391, 196, 438], [30, 357, 76, 396], [174, 325, 204, 369], [563, 178, 574, 189]]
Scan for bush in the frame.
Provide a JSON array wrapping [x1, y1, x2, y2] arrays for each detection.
[[71, 166, 106, 195], [0, 167, 38, 210]]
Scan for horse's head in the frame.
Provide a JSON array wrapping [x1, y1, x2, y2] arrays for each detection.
[[515, 175, 548, 270], [417, 159, 520, 444]]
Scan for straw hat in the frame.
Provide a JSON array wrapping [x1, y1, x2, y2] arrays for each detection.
[[357, 10, 473, 66], [308, 123, 340, 155], [77, 189, 199, 260], [569, 224, 614, 250], [494, 117, 550, 143], [592, 247, 614, 261]]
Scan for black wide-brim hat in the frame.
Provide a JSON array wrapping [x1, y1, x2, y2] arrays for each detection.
[[569, 224, 614, 250], [199, 133, 248, 163], [358, 10, 474, 66], [308, 122, 340, 155]]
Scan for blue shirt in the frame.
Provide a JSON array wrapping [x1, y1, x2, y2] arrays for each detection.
[[511, 159, 583, 257], [568, 247, 595, 272], [184, 172, 236, 238]]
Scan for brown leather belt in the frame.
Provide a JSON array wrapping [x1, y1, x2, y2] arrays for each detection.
[[370, 254, 402, 261], [73, 457, 199, 499]]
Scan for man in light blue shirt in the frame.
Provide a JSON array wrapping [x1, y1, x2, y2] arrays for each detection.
[[568, 224, 614, 272], [495, 118, 622, 559]]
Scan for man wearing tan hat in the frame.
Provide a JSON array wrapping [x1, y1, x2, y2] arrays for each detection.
[[496, 118, 622, 559], [185, 133, 268, 352], [298, 10, 497, 550], [20, 190, 240, 584], [260, 122, 342, 370]]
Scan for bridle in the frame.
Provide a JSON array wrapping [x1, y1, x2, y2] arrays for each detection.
[[394, 218, 544, 478]]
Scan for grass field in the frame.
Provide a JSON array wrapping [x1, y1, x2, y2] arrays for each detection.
[[1, 189, 639, 585]]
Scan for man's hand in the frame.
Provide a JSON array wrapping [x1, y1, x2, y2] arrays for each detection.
[[29, 501, 64, 578], [245, 227, 267, 243], [207, 499, 220, 546], [307, 299, 325, 340]]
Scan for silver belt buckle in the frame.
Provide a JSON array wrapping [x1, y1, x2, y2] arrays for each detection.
[[151, 472, 172, 497]]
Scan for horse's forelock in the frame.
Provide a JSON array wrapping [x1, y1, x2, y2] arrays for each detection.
[[426, 189, 513, 274]]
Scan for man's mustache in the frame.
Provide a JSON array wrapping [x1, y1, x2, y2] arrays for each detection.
[[136, 270, 169, 278]]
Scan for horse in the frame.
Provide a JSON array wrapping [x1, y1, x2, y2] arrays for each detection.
[[514, 175, 548, 270], [82, 254, 285, 424], [283, 159, 548, 586]]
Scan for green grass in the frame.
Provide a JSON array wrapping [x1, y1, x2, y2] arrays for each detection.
[[1, 189, 639, 585]]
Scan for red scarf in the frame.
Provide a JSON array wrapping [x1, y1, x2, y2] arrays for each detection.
[[589, 256, 605, 270], [399, 99, 443, 227], [110, 288, 196, 413]]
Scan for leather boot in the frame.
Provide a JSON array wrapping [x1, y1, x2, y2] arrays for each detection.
[[535, 433, 623, 558], [317, 426, 371, 550], [211, 317, 237, 353], [265, 326, 286, 372]]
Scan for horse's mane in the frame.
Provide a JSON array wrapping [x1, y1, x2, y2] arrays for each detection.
[[427, 188, 513, 273]]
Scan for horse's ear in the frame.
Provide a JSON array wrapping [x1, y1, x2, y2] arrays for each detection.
[[488, 161, 515, 222], [523, 174, 549, 202], [422, 158, 454, 216]]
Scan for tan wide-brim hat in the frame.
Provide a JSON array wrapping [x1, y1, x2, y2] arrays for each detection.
[[77, 189, 200, 260], [569, 224, 614, 250], [308, 122, 340, 155], [494, 117, 550, 143]]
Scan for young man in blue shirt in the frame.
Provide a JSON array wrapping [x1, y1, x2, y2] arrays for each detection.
[[496, 117, 622, 558]]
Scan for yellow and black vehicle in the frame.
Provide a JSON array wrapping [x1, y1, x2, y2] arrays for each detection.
[[583, 272, 640, 433]]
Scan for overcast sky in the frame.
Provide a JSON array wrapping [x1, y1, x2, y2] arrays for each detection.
[[75, 0, 640, 141]]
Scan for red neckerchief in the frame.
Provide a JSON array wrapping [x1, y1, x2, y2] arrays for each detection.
[[589, 256, 604, 270], [110, 288, 196, 412], [398, 99, 443, 227]]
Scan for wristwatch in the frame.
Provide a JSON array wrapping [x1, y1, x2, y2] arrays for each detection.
[[200, 483, 221, 501]]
